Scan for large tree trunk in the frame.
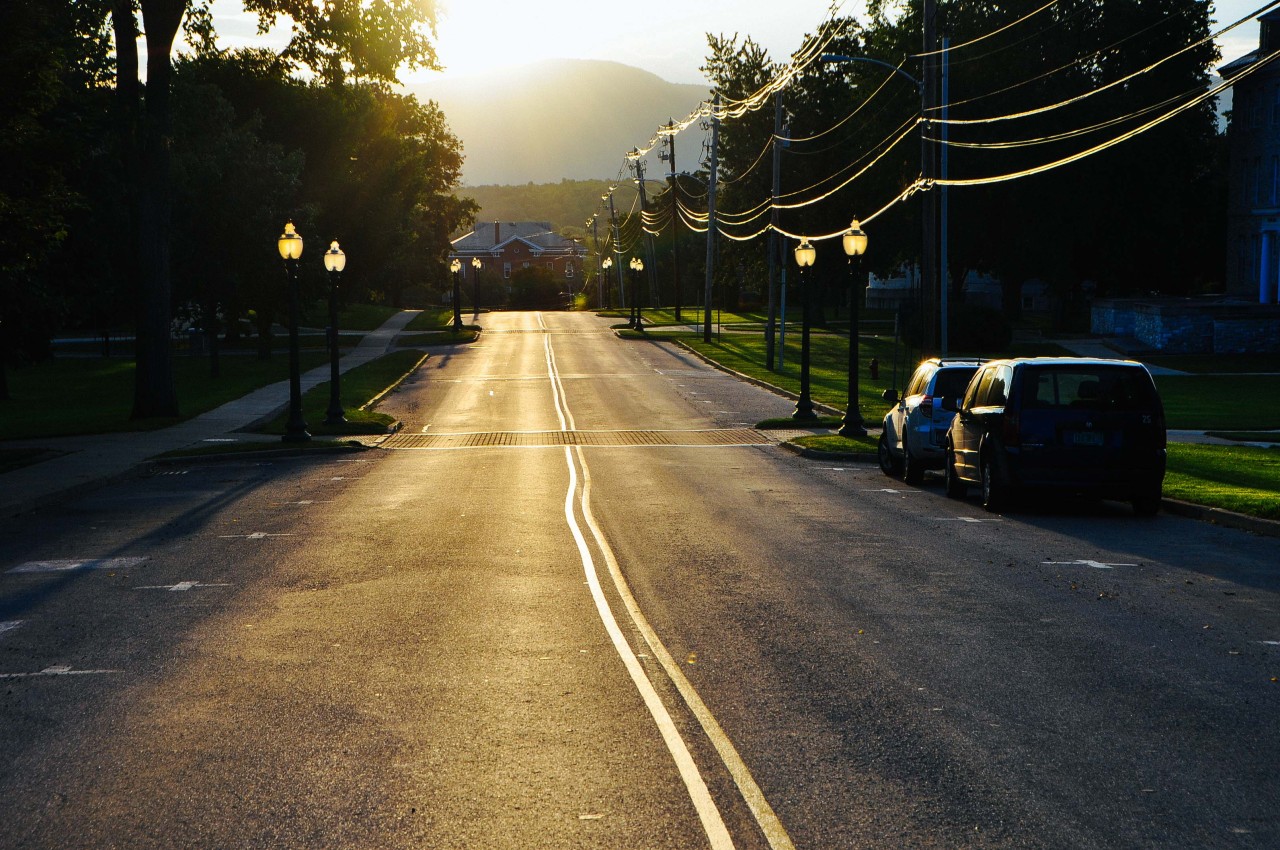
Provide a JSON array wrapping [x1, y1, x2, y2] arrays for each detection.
[[116, 1, 185, 419]]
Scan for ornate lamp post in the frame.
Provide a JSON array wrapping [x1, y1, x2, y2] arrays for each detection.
[[449, 258, 463, 331], [840, 219, 869, 437], [601, 256, 613, 309], [792, 237, 818, 422], [323, 240, 347, 425], [629, 257, 645, 330], [277, 221, 310, 442], [470, 257, 482, 315]]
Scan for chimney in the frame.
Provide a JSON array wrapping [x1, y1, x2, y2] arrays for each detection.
[[493, 221, 500, 245]]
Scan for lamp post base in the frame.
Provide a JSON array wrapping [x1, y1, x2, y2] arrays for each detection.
[[838, 419, 867, 438], [792, 400, 818, 422]]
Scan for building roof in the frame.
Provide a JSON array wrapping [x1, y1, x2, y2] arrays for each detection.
[[451, 221, 582, 255]]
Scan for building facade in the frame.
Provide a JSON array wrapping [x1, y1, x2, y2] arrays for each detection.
[[449, 221, 585, 286], [1222, 11, 1280, 304]]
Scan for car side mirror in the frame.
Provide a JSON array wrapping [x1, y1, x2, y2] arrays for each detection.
[[882, 388, 899, 404], [940, 396, 960, 413]]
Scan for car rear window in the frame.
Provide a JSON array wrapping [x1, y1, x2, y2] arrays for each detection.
[[1022, 366, 1158, 411], [933, 368, 978, 399]]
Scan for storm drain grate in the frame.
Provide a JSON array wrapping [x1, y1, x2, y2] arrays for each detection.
[[381, 429, 770, 449]]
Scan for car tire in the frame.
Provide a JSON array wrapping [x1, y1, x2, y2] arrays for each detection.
[[902, 446, 924, 484], [878, 433, 903, 478], [1132, 484, 1162, 517], [980, 453, 1009, 513], [944, 449, 966, 499]]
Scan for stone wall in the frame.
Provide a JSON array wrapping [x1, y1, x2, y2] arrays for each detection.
[[1091, 298, 1280, 353]]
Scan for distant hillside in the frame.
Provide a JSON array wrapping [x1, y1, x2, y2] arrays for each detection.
[[457, 180, 616, 237], [407, 59, 709, 185]]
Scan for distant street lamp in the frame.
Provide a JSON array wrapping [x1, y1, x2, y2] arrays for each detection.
[[470, 257, 482, 315], [449, 258, 463, 331], [629, 256, 645, 330], [601, 256, 613, 310], [277, 221, 310, 442], [840, 220, 869, 437], [323, 240, 347, 425], [793, 237, 818, 422]]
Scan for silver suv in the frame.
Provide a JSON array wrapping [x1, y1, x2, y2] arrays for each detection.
[[879, 358, 984, 483]]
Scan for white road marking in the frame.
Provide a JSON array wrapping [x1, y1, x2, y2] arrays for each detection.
[[1043, 559, 1136, 570], [937, 516, 1002, 523], [864, 488, 920, 493], [543, 314, 794, 850], [8, 557, 148, 574], [218, 533, 294, 540], [0, 665, 121, 679], [1261, 641, 1280, 646], [0, 621, 23, 637], [134, 581, 233, 591]]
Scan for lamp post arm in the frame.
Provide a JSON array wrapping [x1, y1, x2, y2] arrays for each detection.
[[819, 53, 922, 92]]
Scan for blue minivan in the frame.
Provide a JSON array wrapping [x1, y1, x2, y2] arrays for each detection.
[[943, 358, 1167, 515]]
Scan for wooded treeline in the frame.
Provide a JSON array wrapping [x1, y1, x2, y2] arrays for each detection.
[[627, 0, 1227, 327], [0, 0, 474, 410]]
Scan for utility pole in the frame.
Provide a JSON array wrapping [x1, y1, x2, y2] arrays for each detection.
[[766, 92, 783, 370], [940, 34, 951, 356], [703, 94, 720, 343], [630, 149, 658, 310], [606, 191, 625, 312], [659, 120, 682, 323], [590, 214, 603, 309], [921, 0, 939, 352]]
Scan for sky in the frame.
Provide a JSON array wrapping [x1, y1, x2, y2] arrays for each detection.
[[206, 0, 1272, 87]]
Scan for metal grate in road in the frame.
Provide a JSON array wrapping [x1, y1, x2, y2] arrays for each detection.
[[381, 429, 770, 449]]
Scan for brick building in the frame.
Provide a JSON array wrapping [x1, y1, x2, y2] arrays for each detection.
[[449, 221, 585, 287], [1221, 10, 1280, 304]]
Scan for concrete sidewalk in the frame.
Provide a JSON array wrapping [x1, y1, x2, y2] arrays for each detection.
[[0, 310, 421, 518]]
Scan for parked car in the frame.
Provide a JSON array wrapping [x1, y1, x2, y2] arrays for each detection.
[[879, 358, 984, 483], [943, 357, 1167, 515]]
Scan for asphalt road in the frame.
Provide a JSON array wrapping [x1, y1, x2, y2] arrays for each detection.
[[1, 310, 1277, 849]]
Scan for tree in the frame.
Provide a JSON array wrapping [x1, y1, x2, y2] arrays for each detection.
[[108, 0, 441, 418], [0, 0, 114, 399]]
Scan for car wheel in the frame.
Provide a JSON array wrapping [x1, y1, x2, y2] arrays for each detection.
[[980, 454, 1008, 513], [1132, 484, 1162, 517], [878, 433, 902, 478], [902, 446, 924, 484], [944, 449, 966, 499]]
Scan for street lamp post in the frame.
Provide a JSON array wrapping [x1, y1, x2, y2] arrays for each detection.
[[840, 219, 869, 437], [601, 256, 613, 310], [323, 240, 347, 426], [793, 237, 818, 422], [277, 221, 310, 442], [470, 257, 482, 316], [449, 258, 462, 331], [630, 257, 645, 331]]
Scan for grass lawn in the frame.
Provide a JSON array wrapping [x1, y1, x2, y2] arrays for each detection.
[[1155, 374, 1280, 430], [333, 303, 402, 331], [405, 308, 461, 331], [252, 349, 427, 437], [1144, 352, 1280, 374], [1164, 443, 1280, 520], [1, 353, 329, 440]]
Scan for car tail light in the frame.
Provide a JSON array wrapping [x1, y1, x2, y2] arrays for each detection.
[[921, 395, 934, 417], [1002, 409, 1021, 447]]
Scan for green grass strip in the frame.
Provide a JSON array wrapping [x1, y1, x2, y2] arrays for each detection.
[[1155, 375, 1280, 430], [1, 352, 330, 439], [252, 349, 427, 437], [1164, 443, 1280, 520]]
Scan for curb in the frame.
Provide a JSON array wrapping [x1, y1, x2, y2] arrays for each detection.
[[779, 441, 878, 463], [148, 442, 372, 467], [360, 352, 430, 411], [1158, 497, 1280, 538]]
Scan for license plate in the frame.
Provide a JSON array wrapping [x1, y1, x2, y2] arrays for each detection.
[[1071, 431, 1104, 446]]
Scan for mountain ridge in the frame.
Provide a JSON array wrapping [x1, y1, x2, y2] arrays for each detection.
[[406, 58, 710, 185]]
